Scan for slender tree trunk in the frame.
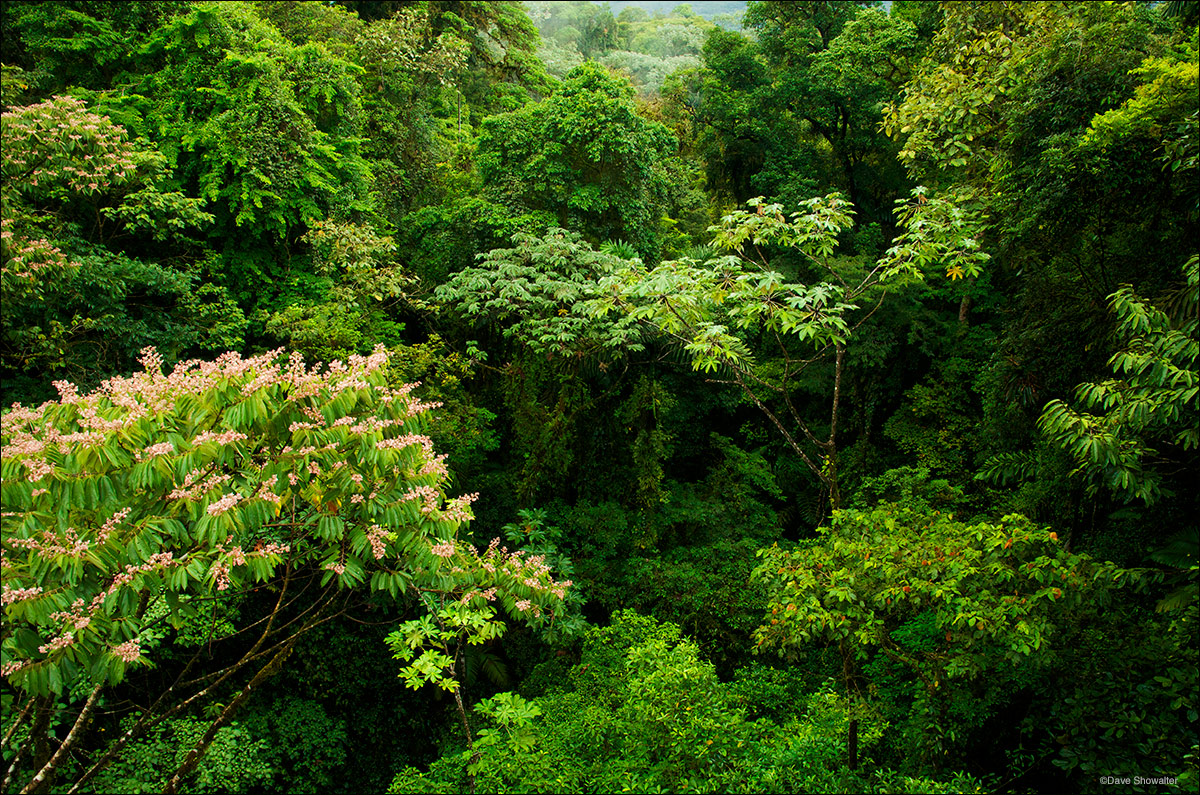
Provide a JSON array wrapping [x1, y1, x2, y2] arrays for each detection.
[[70, 572, 299, 795], [826, 343, 846, 510], [20, 685, 103, 795], [160, 640, 296, 795], [3, 697, 51, 794], [452, 684, 480, 795], [1, 697, 35, 751]]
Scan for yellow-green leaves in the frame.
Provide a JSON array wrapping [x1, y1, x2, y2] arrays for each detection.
[[752, 503, 1122, 761], [882, 187, 990, 281], [1084, 49, 1200, 150], [753, 505, 1113, 671]]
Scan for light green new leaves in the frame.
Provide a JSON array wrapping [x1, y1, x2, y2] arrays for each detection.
[[588, 192, 863, 374], [386, 595, 553, 693], [470, 692, 542, 770], [592, 188, 991, 374], [1084, 46, 1200, 151], [709, 195, 856, 259], [881, 187, 991, 281]]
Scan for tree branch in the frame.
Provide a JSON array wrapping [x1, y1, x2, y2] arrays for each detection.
[[20, 685, 102, 795]]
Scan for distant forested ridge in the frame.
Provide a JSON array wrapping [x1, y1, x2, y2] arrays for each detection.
[[601, 1, 748, 22], [1, 2, 1196, 794]]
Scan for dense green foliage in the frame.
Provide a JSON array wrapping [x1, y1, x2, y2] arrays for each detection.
[[2, 2, 1196, 794]]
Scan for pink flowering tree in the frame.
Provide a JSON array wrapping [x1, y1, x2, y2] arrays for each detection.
[[1, 94, 138, 308], [1, 94, 199, 292], [0, 345, 571, 794], [1, 95, 214, 389]]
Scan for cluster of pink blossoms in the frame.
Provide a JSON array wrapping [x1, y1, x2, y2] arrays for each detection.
[[376, 433, 434, 452], [1, 660, 32, 677], [402, 398, 445, 418], [0, 340, 485, 672], [193, 429, 248, 446], [0, 345, 445, 519], [97, 508, 131, 544], [207, 537, 288, 591], [20, 457, 53, 482], [236, 345, 389, 401], [404, 484, 442, 515], [3, 415, 105, 480], [459, 587, 497, 605], [168, 469, 231, 501], [91, 552, 178, 613], [366, 525, 391, 559], [0, 217, 77, 280], [69, 344, 389, 433], [345, 415, 405, 435], [374, 433, 452, 480], [397, 486, 477, 522], [208, 559, 230, 590], [206, 494, 243, 521], [445, 538, 574, 620], [51, 599, 94, 630], [111, 639, 141, 663], [420, 454, 449, 478], [477, 539, 574, 603], [1, 506, 127, 564], [1, 585, 44, 606], [255, 475, 283, 506], [18, 551, 183, 659], [38, 633, 75, 654], [441, 493, 478, 523], [135, 441, 174, 461], [6, 525, 92, 558]]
